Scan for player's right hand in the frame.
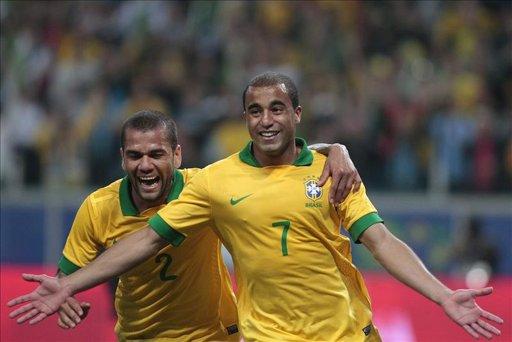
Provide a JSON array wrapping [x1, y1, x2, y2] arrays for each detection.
[[7, 273, 73, 325], [57, 297, 90, 329]]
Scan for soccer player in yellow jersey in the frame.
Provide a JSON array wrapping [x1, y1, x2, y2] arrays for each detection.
[[9, 73, 504, 341], [56, 110, 240, 341]]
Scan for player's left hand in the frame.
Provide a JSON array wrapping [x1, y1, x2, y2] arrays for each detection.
[[57, 297, 90, 329], [318, 144, 361, 204], [441, 287, 503, 339]]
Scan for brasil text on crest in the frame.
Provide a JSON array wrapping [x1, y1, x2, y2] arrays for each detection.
[[304, 176, 323, 208]]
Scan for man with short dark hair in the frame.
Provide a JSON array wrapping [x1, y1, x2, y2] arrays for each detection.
[[56, 109, 240, 340]]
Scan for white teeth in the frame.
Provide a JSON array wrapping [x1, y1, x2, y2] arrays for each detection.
[[139, 176, 159, 186], [260, 131, 278, 137], [139, 176, 157, 181]]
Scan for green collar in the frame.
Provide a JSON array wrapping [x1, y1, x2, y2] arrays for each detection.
[[119, 169, 184, 216], [239, 137, 313, 167]]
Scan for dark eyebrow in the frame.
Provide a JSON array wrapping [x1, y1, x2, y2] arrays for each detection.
[[125, 148, 167, 155], [269, 100, 286, 107], [247, 103, 261, 110], [149, 148, 167, 155]]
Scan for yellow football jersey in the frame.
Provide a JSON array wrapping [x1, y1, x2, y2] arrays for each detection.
[[150, 139, 383, 341], [59, 169, 239, 341]]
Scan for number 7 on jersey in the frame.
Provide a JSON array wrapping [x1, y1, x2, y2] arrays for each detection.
[[272, 220, 290, 256]]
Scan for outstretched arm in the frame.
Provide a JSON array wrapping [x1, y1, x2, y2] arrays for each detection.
[[8, 226, 166, 325], [308, 143, 361, 204], [360, 223, 503, 339]]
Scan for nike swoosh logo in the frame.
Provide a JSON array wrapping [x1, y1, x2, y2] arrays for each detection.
[[230, 194, 252, 206]]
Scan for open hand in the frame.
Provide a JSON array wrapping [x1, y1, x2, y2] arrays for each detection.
[[7, 273, 73, 325], [441, 287, 503, 339]]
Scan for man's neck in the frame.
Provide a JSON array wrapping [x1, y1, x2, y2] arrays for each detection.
[[133, 194, 164, 213], [130, 188, 168, 213], [253, 140, 300, 167]]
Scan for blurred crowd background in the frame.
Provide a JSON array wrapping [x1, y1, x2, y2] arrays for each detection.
[[1, 0, 511, 193], [1, 2, 511, 340]]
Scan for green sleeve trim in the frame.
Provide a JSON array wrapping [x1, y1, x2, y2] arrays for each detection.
[[149, 214, 186, 247], [58, 256, 81, 275], [349, 212, 384, 244]]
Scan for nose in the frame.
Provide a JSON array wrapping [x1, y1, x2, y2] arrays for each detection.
[[139, 156, 154, 173], [260, 110, 273, 128]]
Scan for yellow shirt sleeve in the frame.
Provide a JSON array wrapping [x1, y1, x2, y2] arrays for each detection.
[[58, 196, 101, 274], [149, 169, 212, 246], [337, 183, 383, 243], [180, 167, 202, 183]]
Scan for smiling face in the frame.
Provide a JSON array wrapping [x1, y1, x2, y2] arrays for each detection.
[[243, 84, 302, 165], [121, 126, 181, 212]]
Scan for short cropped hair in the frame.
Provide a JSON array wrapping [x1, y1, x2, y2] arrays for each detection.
[[120, 109, 178, 150], [242, 72, 299, 110]]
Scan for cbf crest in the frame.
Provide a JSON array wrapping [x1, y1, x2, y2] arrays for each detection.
[[304, 176, 323, 207]]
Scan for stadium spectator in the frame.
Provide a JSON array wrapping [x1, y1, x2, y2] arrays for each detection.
[[1, 1, 510, 193], [452, 216, 500, 275]]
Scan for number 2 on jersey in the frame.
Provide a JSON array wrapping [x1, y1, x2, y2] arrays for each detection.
[[155, 253, 178, 281], [272, 220, 290, 256]]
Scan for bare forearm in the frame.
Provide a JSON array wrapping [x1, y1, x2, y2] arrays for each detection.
[[61, 226, 166, 295], [308, 143, 347, 156], [363, 224, 452, 305]]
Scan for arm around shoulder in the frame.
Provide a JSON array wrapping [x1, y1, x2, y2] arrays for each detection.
[[309, 143, 361, 203]]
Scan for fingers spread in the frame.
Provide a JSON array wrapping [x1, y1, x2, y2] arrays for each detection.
[[60, 303, 79, 326], [57, 317, 70, 329], [481, 310, 504, 324], [9, 303, 34, 318], [462, 324, 480, 339], [329, 176, 341, 204], [59, 313, 76, 328], [471, 322, 492, 339], [353, 174, 362, 192], [338, 176, 351, 203], [29, 312, 48, 325], [67, 297, 84, 317], [21, 274, 44, 283], [317, 165, 330, 187], [474, 287, 493, 297], [478, 319, 501, 336], [17, 308, 39, 324], [7, 292, 39, 307]]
